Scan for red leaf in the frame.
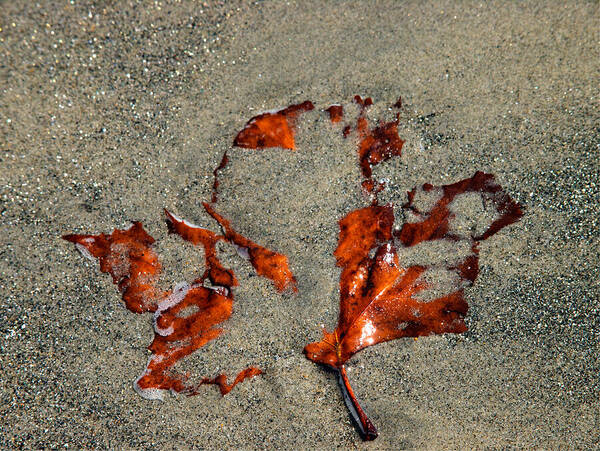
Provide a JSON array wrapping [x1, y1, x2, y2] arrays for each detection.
[[233, 100, 314, 150], [352, 96, 403, 181], [397, 171, 524, 246], [64, 95, 524, 442], [164, 209, 236, 289], [63, 223, 165, 314], [304, 172, 523, 440], [62, 209, 284, 399], [356, 118, 404, 180], [333, 96, 404, 194], [203, 202, 297, 293], [325, 104, 344, 123], [199, 367, 264, 396]]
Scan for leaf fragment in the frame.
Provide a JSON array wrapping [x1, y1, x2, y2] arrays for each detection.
[[304, 171, 523, 440], [233, 100, 314, 150], [203, 202, 297, 293], [63, 222, 165, 314], [62, 210, 279, 399], [325, 104, 344, 123]]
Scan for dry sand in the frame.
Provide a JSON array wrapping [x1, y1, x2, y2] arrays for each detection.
[[1, 1, 598, 449]]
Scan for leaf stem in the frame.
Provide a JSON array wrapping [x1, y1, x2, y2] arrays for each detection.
[[337, 365, 378, 441]]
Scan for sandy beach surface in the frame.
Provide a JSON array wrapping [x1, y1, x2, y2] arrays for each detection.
[[1, 1, 598, 449]]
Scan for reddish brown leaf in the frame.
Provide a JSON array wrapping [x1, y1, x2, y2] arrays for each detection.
[[333, 204, 394, 270], [165, 209, 237, 288], [138, 363, 262, 398], [63, 98, 306, 399], [397, 171, 524, 246], [233, 100, 314, 150], [199, 367, 264, 396], [305, 205, 445, 369], [63, 95, 524, 442], [62, 213, 264, 399], [63, 223, 166, 314], [333, 96, 404, 193], [304, 172, 523, 440], [203, 202, 298, 293], [360, 179, 386, 199], [355, 117, 404, 180], [137, 283, 234, 398], [353, 95, 373, 107], [325, 104, 344, 123]]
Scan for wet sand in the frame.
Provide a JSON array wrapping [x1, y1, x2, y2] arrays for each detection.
[[1, 1, 598, 449]]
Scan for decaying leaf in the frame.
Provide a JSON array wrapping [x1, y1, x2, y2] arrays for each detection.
[[331, 96, 405, 196], [233, 100, 315, 150], [304, 172, 523, 440], [210, 100, 315, 202], [63, 99, 309, 400], [345, 96, 404, 184], [202, 202, 297, 293], [63, 95, 524, 443], [325, 104, 344, 123], [62, 206, 297, 399]]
